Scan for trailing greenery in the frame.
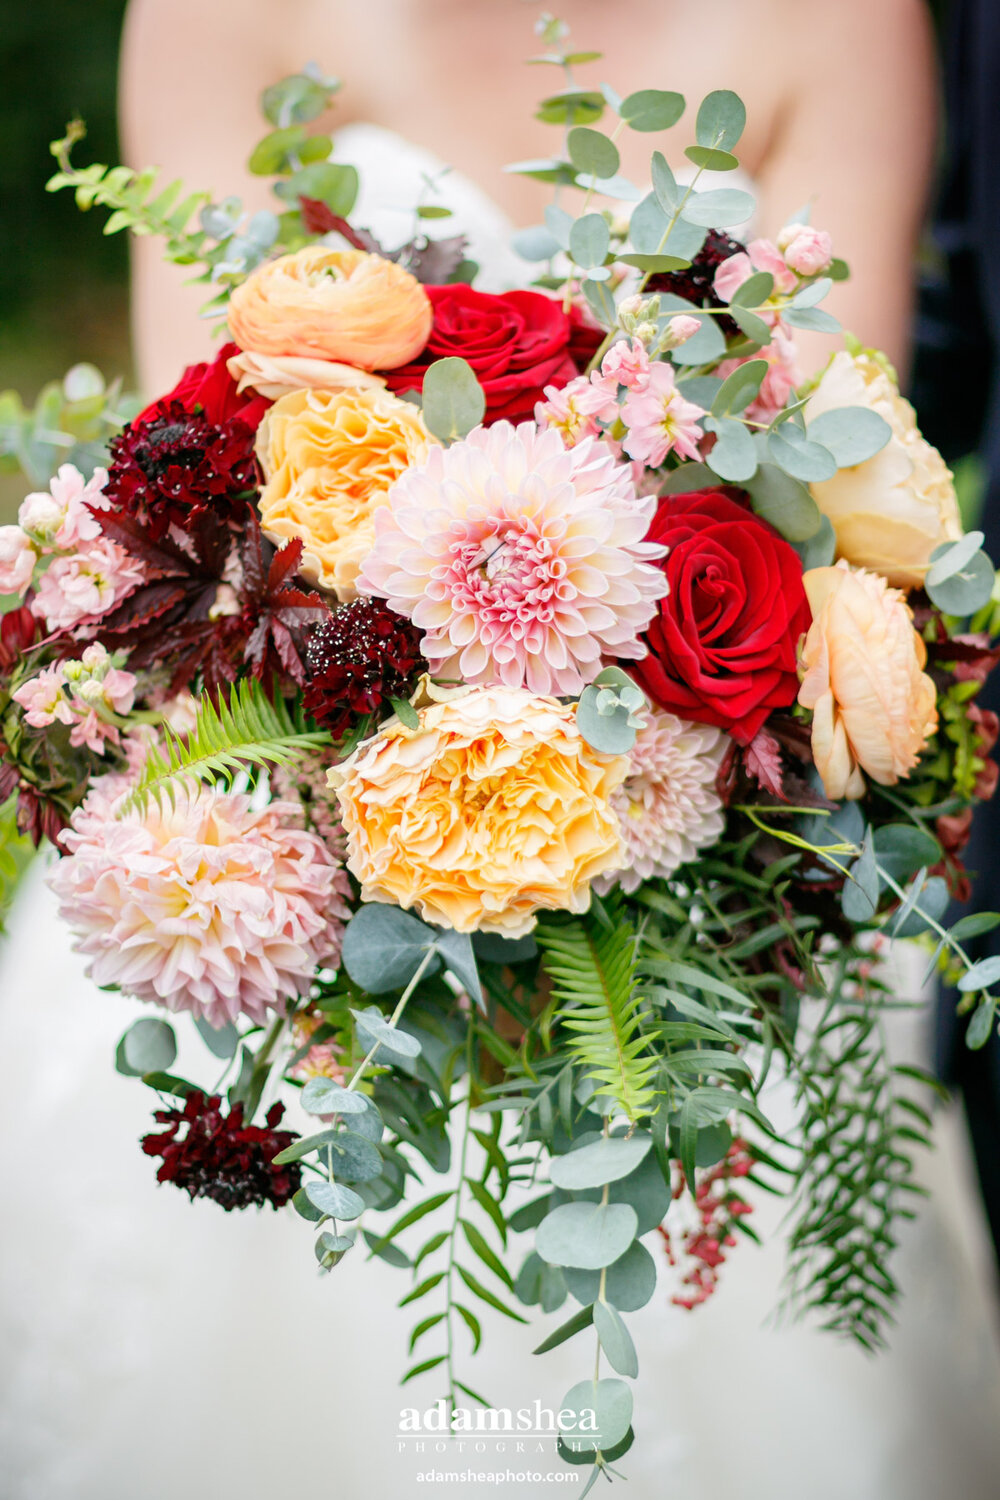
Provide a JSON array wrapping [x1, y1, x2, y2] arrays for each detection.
[[536, 898, 657, 1122], [781, 968, 938, 1350], [123, 678, 329, 815]]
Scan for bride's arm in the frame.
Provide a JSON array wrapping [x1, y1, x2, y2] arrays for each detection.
[[119, 0, 364, 395], [753, 0, 938, 378]]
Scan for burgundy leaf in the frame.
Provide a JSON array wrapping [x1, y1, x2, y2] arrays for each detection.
[[742, 727, 786, 800]]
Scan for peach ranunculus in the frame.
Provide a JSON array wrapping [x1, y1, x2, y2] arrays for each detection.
[[227, 347, 387, 401], [797, 560, 938, 800], [328, 685, 628, 937], [256, 386, 437, 598], [227, 246, 433, 372], [805, 349, 962, 590]]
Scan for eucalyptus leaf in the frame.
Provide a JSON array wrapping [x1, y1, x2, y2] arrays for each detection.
[[567, 127, 620, 179], [670, 313, 726, 366], [593, 1301, 639, 1378], [841, 832, 880, 923], [512, 225, 562, 262], [341, 903, 440, 993], [620, 89, 685, 132], [351, 1006, 423, 1060], [791, 276, 833, 309], [560, 1378, 633, 1454], [891, 875, 949, 939], [685, 145, 740, 171], [120, 1018, 177, 1076], [807, 407, 891, 467], [926, 532, 987, 587], [421, 357, 486, 443], [926, 550, 996, 616], [695, 89, 747, 151], [583, 277, 617, 328], [544, 203, 574, 249], [958, 956, 1000, 992], [660, 461, 717, 495], [728, 305, 772, 346], [300, 1075, 371, 1116], [704, 417, 758, 483], [431, 927, 484, 1010], [783, 306, 841, 334], [967, 1001, 997, 1050], [731, 271, 774, 308], [768, 424, 838, 482], [536, 1201, 638, 1269], [305, 1179, 366, 1221], [550, 1134, 652, 1191], [472, 931, 539, 964], [563, 1241, 657, 1311], [792, 514, 836, 567], [744, 464, 822, 542], [650, 152, 679, 212], [712, 360, 769, 416], [191, 1016, 237, 1059], [681, 188, 756, 228], [873, 823, 942, 881], [570, 213, 611, 269]]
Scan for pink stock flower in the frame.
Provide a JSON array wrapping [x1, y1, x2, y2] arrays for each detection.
[[716, 327, 802, 426], [713, 238, 797, 304], [777, 222, 833, 278], [594, 710, 728, 895], [0, 526, 38, 595], [51, 786, 352, 1027], [31, 536, 146, 632], [663, 315, 702, 349], [357, 421, 667, 694], [621, 363, 705, 467], [534, 376, 601, 446], [13, 664, 72, 728], [19, 464, 107, 550]]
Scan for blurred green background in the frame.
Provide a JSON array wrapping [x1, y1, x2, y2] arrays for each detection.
[[1, 0, 131, 515]]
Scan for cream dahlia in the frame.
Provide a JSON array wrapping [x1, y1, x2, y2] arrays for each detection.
[[50, 785, 351, 1026], [595, 710, 728, 894], [357, 421, 668, 695]]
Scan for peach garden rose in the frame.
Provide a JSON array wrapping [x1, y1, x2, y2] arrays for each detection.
[[227, 245, 433, 372], [804, 349, 962, 589], [797, 560, 938, 800], [256, 385, 437, 598], [328, 685, 628, 937]]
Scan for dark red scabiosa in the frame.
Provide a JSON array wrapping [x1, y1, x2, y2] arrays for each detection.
[[141, 1090, 301, 1211], [104, 401, 261, 541], [303, 598, 426, 739], [646, 229, 744, 335], [631, 489, 811, 745]]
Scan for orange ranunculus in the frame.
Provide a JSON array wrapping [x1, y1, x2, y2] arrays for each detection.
[[797, 560, 938, 800], [328, 685, 627, 936], [227, 246, 432, 372], [256, 386, 436, 599], [226, 347, 387, 401]]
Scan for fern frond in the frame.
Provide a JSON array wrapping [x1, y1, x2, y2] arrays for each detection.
[[121, 679, 330, 816], [536, 899, 657, 1121]]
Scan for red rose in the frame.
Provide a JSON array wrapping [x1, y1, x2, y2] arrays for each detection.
[[632, 489, 810, 745], [383, 284, 578, 421], [136, 342, 270, 432]]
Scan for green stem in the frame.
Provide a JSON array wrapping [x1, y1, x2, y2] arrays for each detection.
[[445, 1021, 476, 1418], [343, 946, 437, 1094]]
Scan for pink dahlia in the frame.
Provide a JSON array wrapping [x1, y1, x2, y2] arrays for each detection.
[[595, 709, 728, 895], [357, 421, 668, 695], [50, 786, 352, 1027]]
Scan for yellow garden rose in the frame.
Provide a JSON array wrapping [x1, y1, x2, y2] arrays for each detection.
[[797, 560, 938, 800], [227, 246, 432, 372], [805, 349, 961, 590], [256, 386, 436, 598], [328, 686, 628, 936]]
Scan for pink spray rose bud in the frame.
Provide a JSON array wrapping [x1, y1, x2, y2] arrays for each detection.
[[0, 526, 38, 595], [777, 223, 833, 278]]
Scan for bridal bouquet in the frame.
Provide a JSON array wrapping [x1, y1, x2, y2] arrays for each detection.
[[6, 24, 1000, 1484]]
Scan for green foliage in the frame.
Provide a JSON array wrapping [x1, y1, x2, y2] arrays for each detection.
[[783, 980, 936, 1351], [0, 363, 139, 488], [537, 900, 657, 1121], [123, 677, 329, 815]]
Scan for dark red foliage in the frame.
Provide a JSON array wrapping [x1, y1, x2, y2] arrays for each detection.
[[104, 400, 260, 541], [646, 228, 744, 334], [0, 606, 41, 672], [303, 598, 426, 738], [141, 1090, 301, 1211], [298, 196, 470, 284], [81, 510, 328, 694]]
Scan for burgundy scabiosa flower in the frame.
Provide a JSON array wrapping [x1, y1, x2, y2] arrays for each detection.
[[303, 598, 425, 739], [141, 1091, 301, 1211], [104, 400, 260, 540]]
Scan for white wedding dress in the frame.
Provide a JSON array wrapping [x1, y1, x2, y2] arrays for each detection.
[[2, 128, 1000, 1500]]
